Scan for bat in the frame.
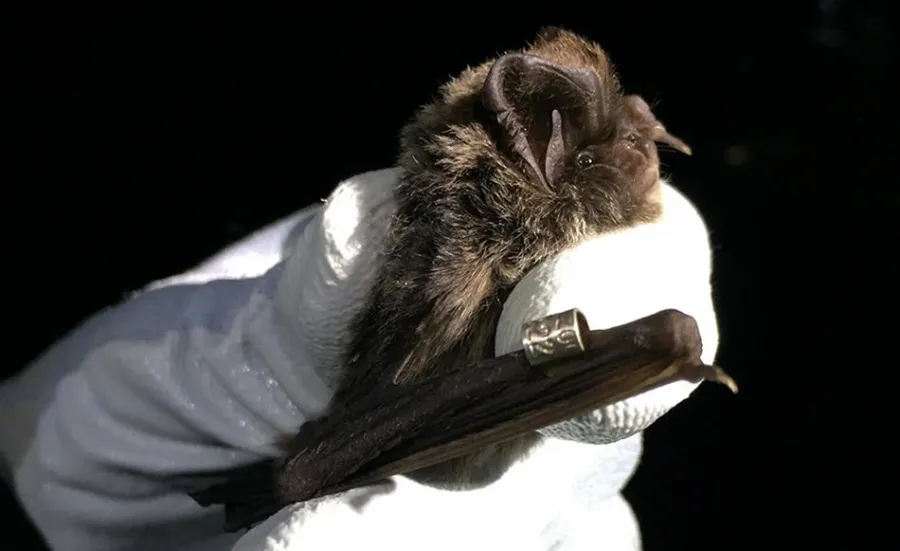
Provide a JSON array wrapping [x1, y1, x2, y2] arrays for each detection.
[[190, 26, 702, 529], [338, 26, 693, 488], [191, 309, 737, 531]]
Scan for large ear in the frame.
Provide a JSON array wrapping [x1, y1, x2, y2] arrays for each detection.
[[482, 53, 604, 191]]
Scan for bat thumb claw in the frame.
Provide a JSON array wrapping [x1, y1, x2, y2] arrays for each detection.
[[684, 362, 739, 394]]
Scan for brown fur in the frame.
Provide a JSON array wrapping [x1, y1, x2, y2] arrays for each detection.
[[331, 27, 686, 490]]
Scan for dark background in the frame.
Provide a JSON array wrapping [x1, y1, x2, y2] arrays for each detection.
[[6, 3, 894, 550]]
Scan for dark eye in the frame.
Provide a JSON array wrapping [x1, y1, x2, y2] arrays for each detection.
[[625, 132, 641, 146], [576, 150, 595, 168]]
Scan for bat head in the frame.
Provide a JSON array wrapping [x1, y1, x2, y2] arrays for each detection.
[[399, 27, 691, 248], [482, 27, 691, 222]]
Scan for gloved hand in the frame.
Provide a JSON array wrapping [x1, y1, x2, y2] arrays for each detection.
[[0, 167, 718, 551]]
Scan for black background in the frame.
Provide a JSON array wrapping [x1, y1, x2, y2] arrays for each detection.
[[5, 3, 895, 550]]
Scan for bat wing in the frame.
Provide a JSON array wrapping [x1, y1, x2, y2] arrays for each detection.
[[190, 308, 736, 532]]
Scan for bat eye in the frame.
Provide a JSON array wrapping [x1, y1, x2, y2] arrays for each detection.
[[625, 132, 641, 146], [576, 150, 595, 168]]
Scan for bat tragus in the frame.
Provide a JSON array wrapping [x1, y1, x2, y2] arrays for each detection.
[[190, 308, 737, 531]]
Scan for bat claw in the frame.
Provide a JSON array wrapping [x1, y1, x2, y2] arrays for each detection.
[[684, 362, 739, 394]]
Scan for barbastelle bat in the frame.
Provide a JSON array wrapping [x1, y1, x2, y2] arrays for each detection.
[[340, 26, 692, 486], [190, 26, 697, 527]]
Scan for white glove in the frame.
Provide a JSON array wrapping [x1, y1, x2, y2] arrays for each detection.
[[0, 167, 717, 551], [0, 168, 397, 550]]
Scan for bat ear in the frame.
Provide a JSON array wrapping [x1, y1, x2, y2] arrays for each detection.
[[482, 53, 604, 191]]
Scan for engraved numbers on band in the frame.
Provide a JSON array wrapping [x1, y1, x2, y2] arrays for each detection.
[[521, 308, 589, 366]]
